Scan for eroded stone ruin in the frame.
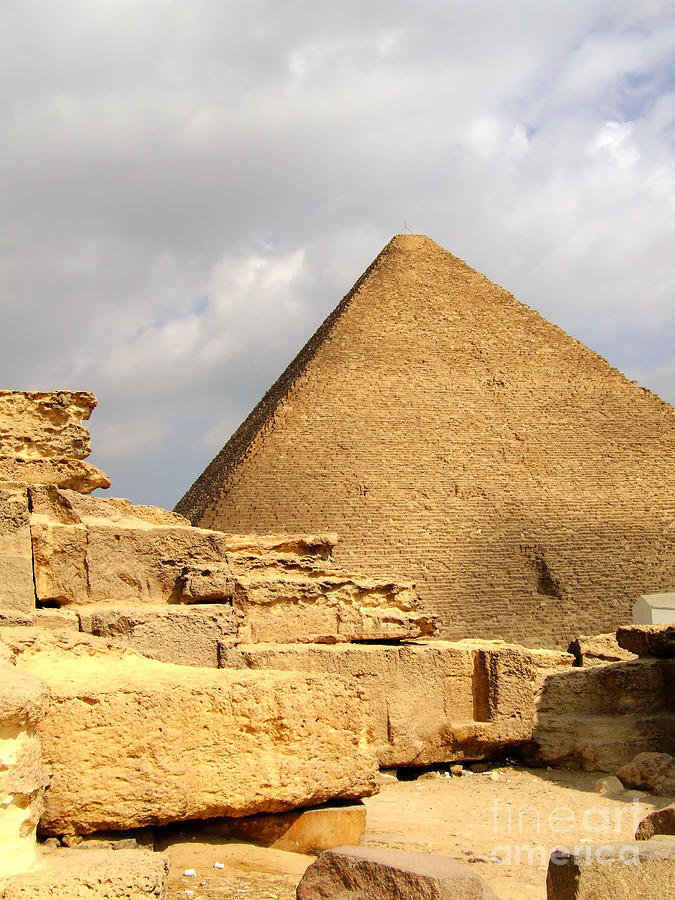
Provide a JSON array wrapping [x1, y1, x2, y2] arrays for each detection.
[[1, 235, 675, 897], [177, 234, 675, 649]]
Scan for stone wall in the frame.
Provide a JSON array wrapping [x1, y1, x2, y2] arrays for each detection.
[[176, 235, 675, 649]]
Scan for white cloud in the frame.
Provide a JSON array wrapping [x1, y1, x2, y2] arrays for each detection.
[[1, 1, 674, 507]]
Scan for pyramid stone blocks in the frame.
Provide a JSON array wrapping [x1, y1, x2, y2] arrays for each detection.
[[177, 235, 675, 648]]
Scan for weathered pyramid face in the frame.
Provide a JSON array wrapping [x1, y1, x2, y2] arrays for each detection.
[[177, 234, 675, 648]]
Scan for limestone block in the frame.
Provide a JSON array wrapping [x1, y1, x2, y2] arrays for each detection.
[[0, 660, 50, 727], [225, 532, 338, 559], [531, 658, 675, 771], [221, 640, 561, 767], [30, 487, 231, 606], [0, 489, 35, 613], [77, 604, 237, 667], [209, 801, 366, 854], [0, 391, 98, 460], [616, 752, 675, 795], [546, 840, 675, 899], [177, 565, 236, 603], [617, 624, 675, 658], [568, 632, 637, 667], [8, 630, 378, 835], [0, 846, 169, 898], [0, 458, 110, 493], [0, 661, 50, 880], [32, 609, 80, 632], [296, 846, 500, 899], [0, 610, 33, 629], [636, 803, 675, 839], [233, 573, 435, 644]]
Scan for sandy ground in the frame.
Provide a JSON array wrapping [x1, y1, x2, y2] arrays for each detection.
[[166, 764, 669, 900]]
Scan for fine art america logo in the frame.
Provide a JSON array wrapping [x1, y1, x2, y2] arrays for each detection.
[[489, 797, 643, 866]]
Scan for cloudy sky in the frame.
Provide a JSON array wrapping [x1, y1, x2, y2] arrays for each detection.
[[1, 1, 674, 509]]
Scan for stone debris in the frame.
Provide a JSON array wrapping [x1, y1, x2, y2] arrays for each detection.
[[616, 624, 675, 658], [0, 658, 50, 880], [0, 391, 110, 493], [616, 752, 675, 795], [636, 803, 675, 840], [5, 629, 378, 836], [568, 632, 637, 667], [296, 845, 500, 899], [546, 840, 675, 899], [0, 846, 169, 899]]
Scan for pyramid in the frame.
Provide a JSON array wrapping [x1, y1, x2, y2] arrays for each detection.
[[176, 235, 675, 648]]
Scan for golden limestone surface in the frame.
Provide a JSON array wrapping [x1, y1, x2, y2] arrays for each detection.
[[0, 391, 110, 493], [177, 234, 675, 649], [4, 629, 378, 836], [0, 645, 50, 880]]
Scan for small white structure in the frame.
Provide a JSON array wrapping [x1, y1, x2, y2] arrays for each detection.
[[633, 592, 675, 625]]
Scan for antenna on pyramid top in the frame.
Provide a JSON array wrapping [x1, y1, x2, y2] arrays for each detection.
[[403, 219, 410, 234]]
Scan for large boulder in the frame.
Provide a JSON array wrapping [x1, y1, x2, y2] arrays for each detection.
[[76, 604, 238, 667], [636, 803, 675, 840], [4, 630, 378, 836], [220, 640, 572, 767], [296, 846, 500, 899], [29, 487, 233, 607], [530, 658, 675, 771], [616, 752, 675, 795], [546, 840, 675, 899]]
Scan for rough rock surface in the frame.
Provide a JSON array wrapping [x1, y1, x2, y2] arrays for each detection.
[[568, 632, 637, 667], [296, 846, 500, 899], [0, 489, 35, 612], [0, 458, 110, 493], [210, 802, 367, 855], [636, 803, 675, 839], [0, 847, 169, 898], [0, 391, 97, 460], [546, 840, 675, 899], [29, 486, 432, 646], [0, 657, 50, 879], [232, 570, 434, 644], [530, 658, 675, 771], [617, 624, 675, 658], [220, 640, 573, 767], [5, 629, 378, 835], [29, 486, 233, 607], [0, 391, 110, 493], [616, 752, 675, 795], [77, 604, 238, 667]]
